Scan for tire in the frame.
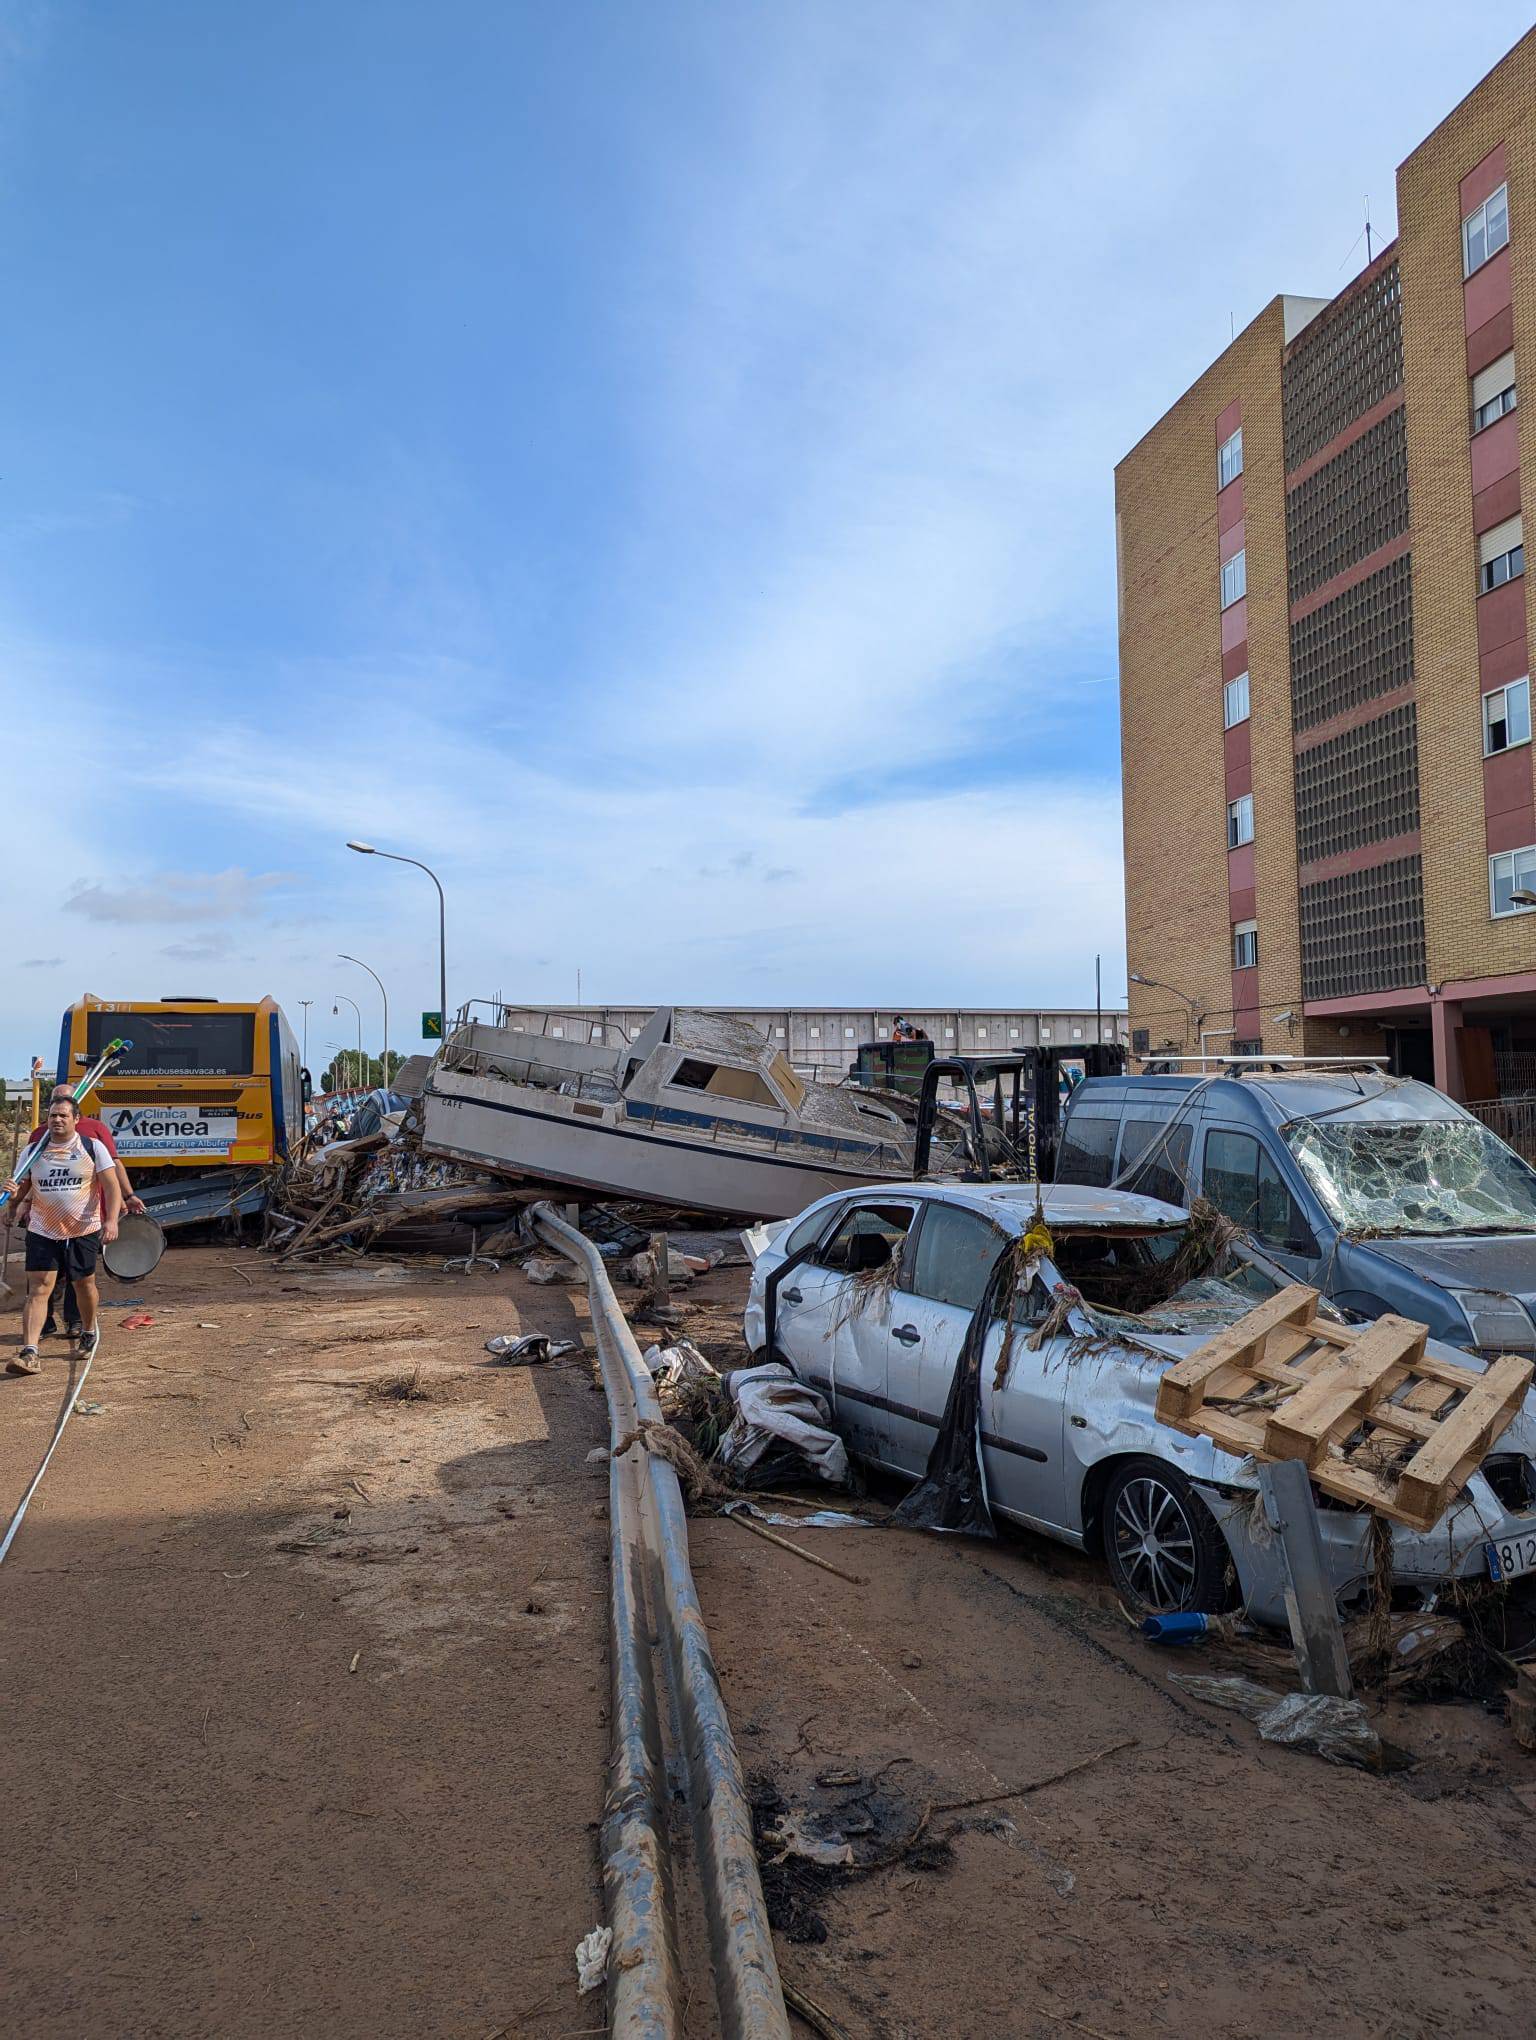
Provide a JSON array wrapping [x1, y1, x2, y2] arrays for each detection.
[[1099, 1457, 1235, 1617]]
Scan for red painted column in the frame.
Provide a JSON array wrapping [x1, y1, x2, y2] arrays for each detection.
[[1431, 998, 1465, 1099]]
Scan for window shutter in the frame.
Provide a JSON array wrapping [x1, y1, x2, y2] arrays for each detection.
[[1472, 351, 1516, 410], [1480, 513, 1524, 567]]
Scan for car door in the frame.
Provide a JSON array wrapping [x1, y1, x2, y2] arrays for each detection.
[[780, 1198, 920, 1462], [1201, 1125, 1321, 1285], [891, 1200, 1068, 1530]]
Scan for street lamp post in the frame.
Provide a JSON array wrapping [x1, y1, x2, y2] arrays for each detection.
[[1128, 970, 1205, 1049], [346, 841, 448, 1037], [333, 994, 363, 1088], [339, 954, 389, 1091], [299, 998, 313, 1067]]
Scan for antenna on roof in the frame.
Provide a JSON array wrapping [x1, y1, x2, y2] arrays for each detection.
[[1364, 193, 1373, 265]]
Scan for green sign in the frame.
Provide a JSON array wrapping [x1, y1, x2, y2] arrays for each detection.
[[422, 1011, 443, 1039]]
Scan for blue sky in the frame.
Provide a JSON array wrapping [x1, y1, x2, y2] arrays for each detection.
[[3, 0, 1533, 1075]]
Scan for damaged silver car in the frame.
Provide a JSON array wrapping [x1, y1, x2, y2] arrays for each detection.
[[744, 1180, 1536, 1628]]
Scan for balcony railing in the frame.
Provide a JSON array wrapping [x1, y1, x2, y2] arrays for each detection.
[[1467, 1094, 1536, 1166]]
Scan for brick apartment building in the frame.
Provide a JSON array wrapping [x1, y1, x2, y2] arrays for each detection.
[[1117, 29, 1536, 1111]]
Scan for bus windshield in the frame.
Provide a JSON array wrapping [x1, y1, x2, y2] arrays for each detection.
[[86, 1011, 255, 1077]]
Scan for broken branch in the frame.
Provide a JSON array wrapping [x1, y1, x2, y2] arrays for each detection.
[[722, 1510, 865, 1585]]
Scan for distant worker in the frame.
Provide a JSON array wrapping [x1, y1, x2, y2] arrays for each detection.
[[891, 1016, 910, 1042], [23, 1086, 146, 1342], [2, 1093, 122, 1375]]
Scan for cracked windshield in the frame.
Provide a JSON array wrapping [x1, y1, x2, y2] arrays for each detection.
[[1284, 1116, 1536, 1236]]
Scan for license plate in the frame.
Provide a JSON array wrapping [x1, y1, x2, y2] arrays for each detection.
[[1487, 1531, 1536, 1582]]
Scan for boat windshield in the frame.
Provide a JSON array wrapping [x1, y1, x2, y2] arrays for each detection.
[[1283, 1115, 1536, 1237], [769, 1052, 806, 1111]]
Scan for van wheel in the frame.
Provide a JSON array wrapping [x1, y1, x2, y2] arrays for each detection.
[[1100, 1458, 1234, 1616]]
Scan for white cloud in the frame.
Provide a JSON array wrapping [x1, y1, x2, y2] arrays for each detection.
[[62, 869, 294, 925]]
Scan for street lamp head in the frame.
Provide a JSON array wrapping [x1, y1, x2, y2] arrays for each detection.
[[1128, 971, 1149, 985], [1512, 889, 1536, 907], [346, 840, 376, 855]]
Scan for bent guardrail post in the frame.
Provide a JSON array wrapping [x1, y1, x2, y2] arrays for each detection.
[[532, 1203, 790, 2040], [1257, 1459, 1355, 1701]]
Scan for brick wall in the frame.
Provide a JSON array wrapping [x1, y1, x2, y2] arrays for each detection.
[[1116, 298, 1302, 1058], [1398, 27, 1536, 982]]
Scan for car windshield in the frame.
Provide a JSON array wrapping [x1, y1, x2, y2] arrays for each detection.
[[1283, 1115, 1536, 1236]]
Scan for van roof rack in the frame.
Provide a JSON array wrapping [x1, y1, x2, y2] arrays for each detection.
[[1140, 1054, 1389, 1070]]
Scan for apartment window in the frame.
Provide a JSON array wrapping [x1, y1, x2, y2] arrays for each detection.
[[1231, 1038, 1262, 1056], [1484, 678, 1531, 755], [1223, 671, 1251, 728], [1463, 181, 1510, 278], [1232, 920, 1259, 969], [1480, 513, 1525, 594], [1472, 349, 1517, 432], [1220, 549, 1247, 608], [1490, 844, 1536, 917], [1227, 793, 1254, 848], [1218, 427, 1243, 489]]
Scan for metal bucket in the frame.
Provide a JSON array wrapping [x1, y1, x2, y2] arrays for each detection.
[[102, 1214, 166, 1282]]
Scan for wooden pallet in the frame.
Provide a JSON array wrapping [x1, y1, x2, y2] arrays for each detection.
[[1154, 1285, 1533, 1532]]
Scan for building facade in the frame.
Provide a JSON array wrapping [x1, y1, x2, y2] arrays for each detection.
[[1118, 29, 1536, 1107]]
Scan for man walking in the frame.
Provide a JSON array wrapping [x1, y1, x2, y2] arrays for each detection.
[[2, 1094, 121, 1375], [22, 1085, 145, 1340]]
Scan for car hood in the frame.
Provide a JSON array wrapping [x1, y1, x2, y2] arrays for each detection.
[[1362, 1232, 1536, 1304]]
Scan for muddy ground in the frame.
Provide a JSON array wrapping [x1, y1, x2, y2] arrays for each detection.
[[2, 1242, 1536, 2037]]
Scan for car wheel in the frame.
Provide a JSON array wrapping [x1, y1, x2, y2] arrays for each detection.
[[1100, 1457, 1234, 1616]]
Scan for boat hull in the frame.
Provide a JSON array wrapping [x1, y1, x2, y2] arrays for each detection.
[[421, 1079, 903, 1219]]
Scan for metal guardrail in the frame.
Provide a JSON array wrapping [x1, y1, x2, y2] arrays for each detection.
[[530, 1204, 790, 2039], [1467, 1093, 1536, 1166]]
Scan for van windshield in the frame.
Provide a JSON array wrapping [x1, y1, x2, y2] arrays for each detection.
[[1283, 1116, 1536, 1236]]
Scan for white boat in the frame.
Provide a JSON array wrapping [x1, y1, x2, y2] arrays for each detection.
[[419, 1006, 917, 1219]]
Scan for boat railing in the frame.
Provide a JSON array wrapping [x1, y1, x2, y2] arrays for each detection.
[[438, 1044, 902, 1172], [449, 1002, 629, 1048]]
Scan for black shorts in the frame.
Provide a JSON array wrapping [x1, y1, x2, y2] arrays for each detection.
[[25, 1231, 101, 1280]]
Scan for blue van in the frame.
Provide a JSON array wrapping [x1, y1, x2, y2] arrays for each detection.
[[1056, 1065, 1536, 1359]]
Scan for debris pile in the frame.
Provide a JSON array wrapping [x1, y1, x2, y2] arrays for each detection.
[[264, 1119, 530, 1261]]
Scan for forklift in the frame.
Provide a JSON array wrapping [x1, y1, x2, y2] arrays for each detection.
[[907, 1043, 1125, 1181]]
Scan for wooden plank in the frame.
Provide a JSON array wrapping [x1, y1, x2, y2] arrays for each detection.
[[1312, 1455, 1426, 1524], [1194, 1409, 1275, 1458], [1395, 1353, 1534, 1523], [1346, 1403, 1437, 1446], [1262, 1315, 1426, 1465], [1399, 1376, 1458, 1419], [1154, 1287, 1318, 1425]]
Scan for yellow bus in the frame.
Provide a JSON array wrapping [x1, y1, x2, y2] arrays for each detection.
[[57, 994, 308, 1227]]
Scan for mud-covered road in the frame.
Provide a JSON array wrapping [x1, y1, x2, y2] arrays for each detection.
[[2, 1243, 1535, 2038]]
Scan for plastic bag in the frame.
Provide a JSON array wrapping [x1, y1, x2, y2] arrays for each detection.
[[1255, 1691, 1382, 1767]]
